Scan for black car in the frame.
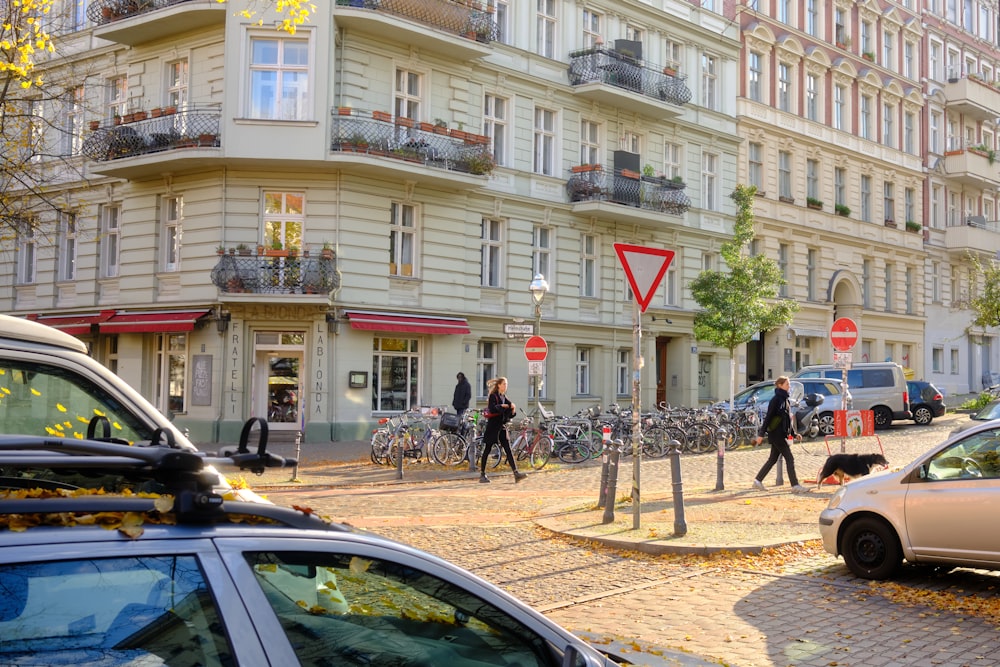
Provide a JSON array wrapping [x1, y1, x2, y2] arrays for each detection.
[[907, 380, 946, 425]]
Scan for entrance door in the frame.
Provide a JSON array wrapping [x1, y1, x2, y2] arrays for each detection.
[[255, 351, 303, 430]]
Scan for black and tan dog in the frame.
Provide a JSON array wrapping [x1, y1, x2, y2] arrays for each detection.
[[816, 453, 889, 488]]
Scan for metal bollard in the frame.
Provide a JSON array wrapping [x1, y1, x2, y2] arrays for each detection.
[[669, 441, 687, 536], [601, 439, 623, 524]]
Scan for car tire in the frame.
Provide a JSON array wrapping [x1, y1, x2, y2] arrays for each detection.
[[817, 412, 836, 437], [872, 406, 893, 429], [840, 516, 902, 580], [912, 405, 933, 426]]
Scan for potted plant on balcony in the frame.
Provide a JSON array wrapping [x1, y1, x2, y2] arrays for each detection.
[[835, 203, 851, 217], [806, 197, 823, 210]]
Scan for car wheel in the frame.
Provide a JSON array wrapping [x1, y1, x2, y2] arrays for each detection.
[[912, 405, 933, 426], [840, 517, 902, 580], [817, 412, 836, 437], [872, 406, 893, 429]]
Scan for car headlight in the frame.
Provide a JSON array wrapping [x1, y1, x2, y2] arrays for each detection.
[[825, 486, 847, 510]]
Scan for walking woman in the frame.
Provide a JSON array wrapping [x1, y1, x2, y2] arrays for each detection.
[[480, 377, 527, 484]]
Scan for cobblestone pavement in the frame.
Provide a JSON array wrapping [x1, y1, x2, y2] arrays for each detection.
[[256, 412, 1000, 667]]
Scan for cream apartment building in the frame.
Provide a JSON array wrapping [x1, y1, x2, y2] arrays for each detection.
[[4, 0, 742, 443]]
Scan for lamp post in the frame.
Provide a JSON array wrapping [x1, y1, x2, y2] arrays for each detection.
[[529, 273, 549, 411]]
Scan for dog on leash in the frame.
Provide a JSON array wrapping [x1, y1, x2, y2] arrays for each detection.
[[816, 453, 889, 488]]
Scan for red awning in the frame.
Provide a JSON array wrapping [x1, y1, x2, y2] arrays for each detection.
[[28, 311, 115, 336], [100, 310, 212, 334], [345, 310, 470, 335]]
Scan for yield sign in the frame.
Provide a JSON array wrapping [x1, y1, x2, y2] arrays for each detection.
[[613, 243, 675, 313], [830, 317, 859, 351], [524, 335, 548, 362]]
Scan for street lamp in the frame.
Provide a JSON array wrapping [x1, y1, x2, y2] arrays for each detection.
[[529, 274, 549, 408]]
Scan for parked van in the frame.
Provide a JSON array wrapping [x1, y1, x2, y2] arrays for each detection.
[[792, 362, 911, 429]]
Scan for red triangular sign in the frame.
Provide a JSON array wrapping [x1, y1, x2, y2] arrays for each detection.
[[614, 243, 675, 313]]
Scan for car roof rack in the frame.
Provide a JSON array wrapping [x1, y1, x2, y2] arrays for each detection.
[[0, 418, 337, 530]]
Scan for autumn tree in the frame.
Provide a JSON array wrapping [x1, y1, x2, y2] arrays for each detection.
[[690, 184, 799, 411]]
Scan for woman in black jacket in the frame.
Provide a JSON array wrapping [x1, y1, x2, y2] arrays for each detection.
[[480, 377, 526, 484], [752, 376, 810, 493]]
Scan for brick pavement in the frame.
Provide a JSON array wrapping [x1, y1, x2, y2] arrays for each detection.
[[246, 410, 1000, 667]]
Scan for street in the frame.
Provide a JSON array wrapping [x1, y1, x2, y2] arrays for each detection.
[[261, 412, 1000, 667]]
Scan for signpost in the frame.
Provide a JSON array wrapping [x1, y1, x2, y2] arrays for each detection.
[[613, 243, 675, 530]]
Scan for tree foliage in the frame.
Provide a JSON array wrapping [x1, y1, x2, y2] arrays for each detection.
[[690, 184, 799, 354], [966, 253, 1000, 331]]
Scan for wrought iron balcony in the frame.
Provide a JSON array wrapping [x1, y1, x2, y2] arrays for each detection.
[[335, 0, 497, 44], [330, 109, 495, 176], [210, 254, 340, 295], [566, 165, 691, 216], [81, 107, 221, 162], [568, 46, 692, 109]]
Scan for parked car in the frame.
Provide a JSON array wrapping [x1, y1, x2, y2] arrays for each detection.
[[907, 380, 946, 425], [793, 362, 911, 429], [715, 378, 848, 437], [819, 418, 1000, 580]]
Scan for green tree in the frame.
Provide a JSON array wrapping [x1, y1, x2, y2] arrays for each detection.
[[690, 184, 798, 411], [966, 253, 1000, 330]]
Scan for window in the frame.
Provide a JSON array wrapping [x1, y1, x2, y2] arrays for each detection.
[[701, 53, 717, 111], [932, 346, 943, 373], [806, 158, 819, 200], [860, 175, 871, 222], [481, 218, 503, 288], [905, 266, 914, 314], [248, 35, 309, 120], [835, 167, 846, 208], [575, 347, 591, 395], [778, 150, 792, 200], [62, 86, 84, 155], [582, 8, 601, 46], [806, 248, 816, 301], [16, 220, 36, 285], [777, 63, 791, 112], [101, 204, 121, 278], [950, 348, 960, 375], [860, 94, 872, 140], [107, 75, 127, 122], [246, 551, 554, 666], [884, 262, 894, 312], [616, 349, 631, 396], [58, 211, 77, 281], [476, 341, 497, 398], [536, 0, 556, 59], [533, 107, 555, 176], [862, 259, 871, 308], [748, 52, 762, 102], [778, 243, 789, 297], [156, 334, 187, 414], [532, 225, 551, 284], [702, 152, 718, 211], [664, 141, 682, 179], [833, 84, 845, 130], [484, 94, 508, 166], [805, 73, 818, 121], [162, 196, 181, 272], [884, 181, 895, 221], [580, 120, 599, 165], [904, 111, 915, 154], [581, 233, 596, 297], [264, 191, 304, 254], [389, 202, 415, 278], [749, 142, 763, 191], [166, 60, 188, 109], [372, 337, 420, 412]]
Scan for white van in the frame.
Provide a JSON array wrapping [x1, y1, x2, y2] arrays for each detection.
[[792, 362, 911, 429]]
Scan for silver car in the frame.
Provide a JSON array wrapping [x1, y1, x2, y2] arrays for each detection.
[[819, 418, 1000, 579]]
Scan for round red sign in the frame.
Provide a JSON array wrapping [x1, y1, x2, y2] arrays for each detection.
[[830, 317, 859, 351], [524, 335, 548, 362]]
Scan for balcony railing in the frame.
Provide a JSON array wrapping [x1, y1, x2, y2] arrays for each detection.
[[88, 0, 195, 25], [566, 165, 691, 216], [567, 47, 692, 106], [331, 109, 495, 175], [210, 254, 340, 295], [335, 0, 498, 43], [81, 107, 220, 162]]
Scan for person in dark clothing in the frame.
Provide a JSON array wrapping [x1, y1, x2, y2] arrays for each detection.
[[452, 372, 472, 414], [752, 376, 810, 493], [479, 377, 526, 484]]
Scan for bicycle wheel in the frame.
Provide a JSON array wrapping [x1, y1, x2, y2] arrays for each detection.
[[527, 434, 553, 469], [431, 432, 467, 466]]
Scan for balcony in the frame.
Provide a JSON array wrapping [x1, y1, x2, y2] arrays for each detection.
[[210, 254, 340, 296], [941, 145, 1000, 189], [89, 0, 225, 46], [567, 47, 691, 118], [330, 109, 493, 189], [566, 165, 691, 220], [944, 216, 1000, 254], [82, 106, 221, 179], [334, 0, 495, 61], [943, 74, 1000, 122]]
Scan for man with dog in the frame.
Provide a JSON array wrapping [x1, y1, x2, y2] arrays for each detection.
[[752, 376, 811, 493]]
